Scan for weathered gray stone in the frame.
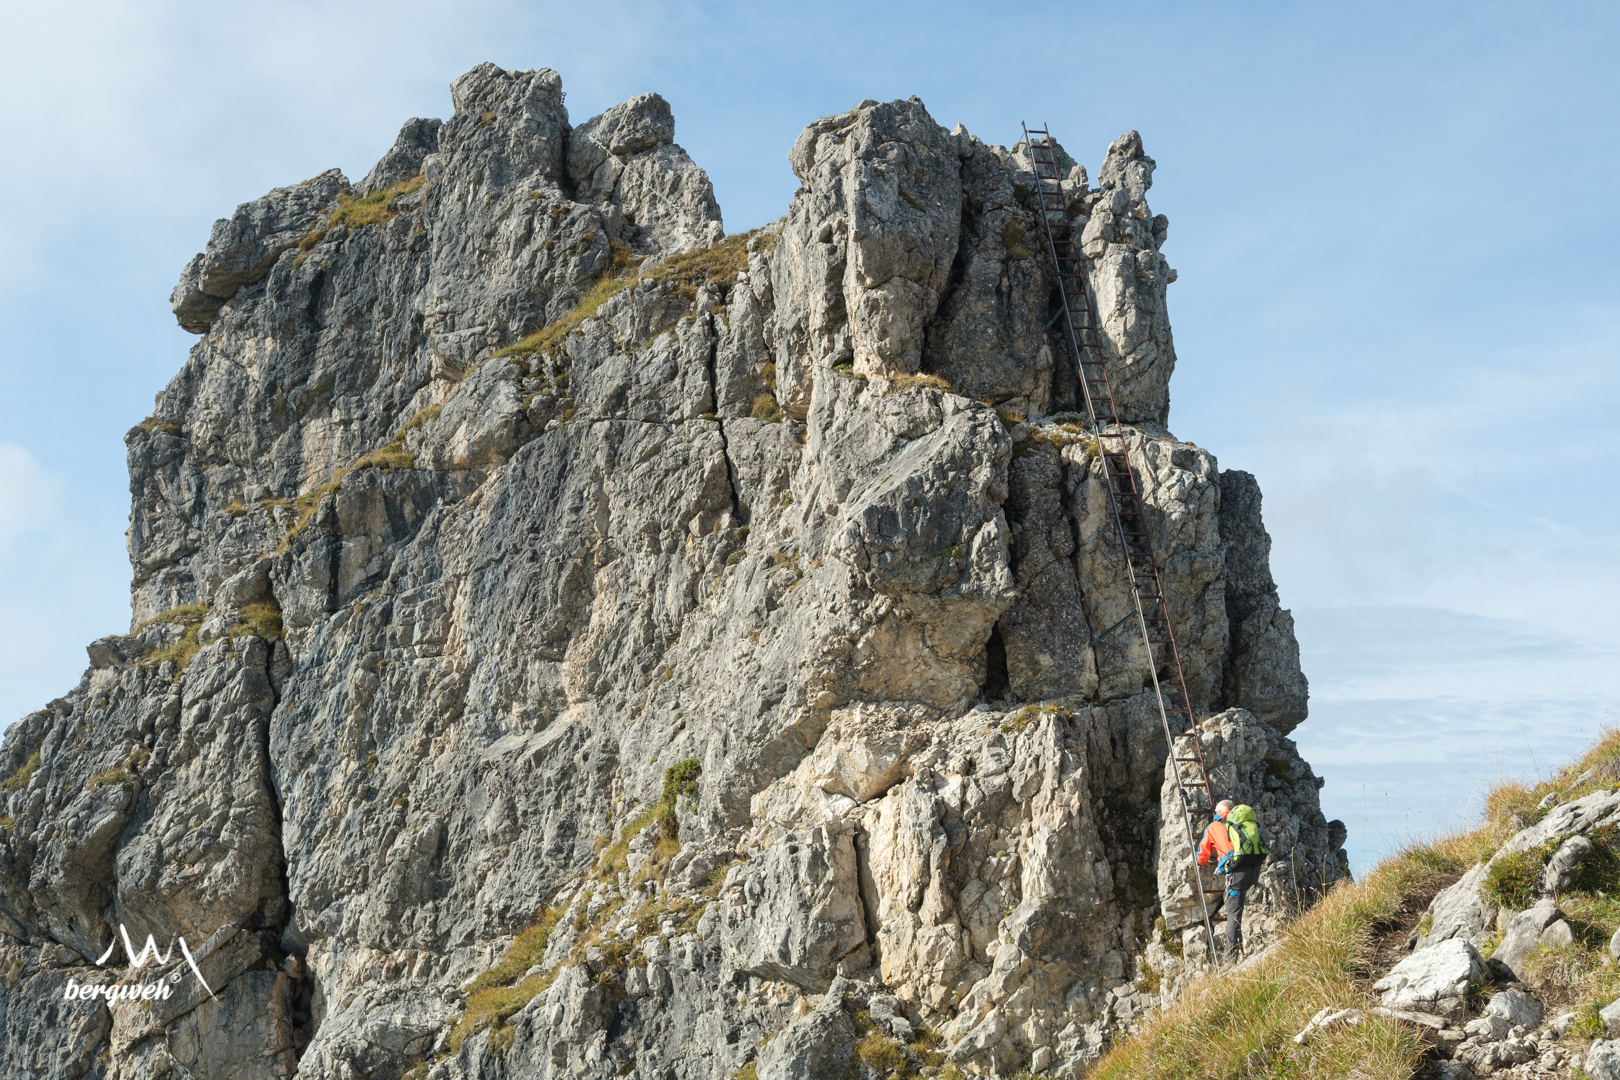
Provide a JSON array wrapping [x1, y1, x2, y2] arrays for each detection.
[[1369, 1006, 1463, 1050], [717, 822, 869, 990], [921, 131, 1052, 415], [1458, 1035, 1537, 1073], [1492, 899, 1562, 979], [868, 993, 914, 1041], [357, 116, 442, 196], [1463, 1012, 1511, 1042], [1418, 862, 1497, 950], [1601, 997, 1620, 1036], [1542, 918, 1576, 949], [568, 91, 723, 255], [1544, 834, 1594, 895], [1215, 471, 1308, 732], [1371, 938, 1484, 1017], [1590, 1039, 1620, 1080], [1484, 986, 1543, 1030], [1498, 789, 1620, 857], [169, 170, 347, 333], [756, 984, 857, 1080]]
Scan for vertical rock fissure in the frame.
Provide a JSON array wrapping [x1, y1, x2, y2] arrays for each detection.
[[706, 314, 744, 524], [1056, 449, 1092, 635], [254, 623, 313, 1066], [1047, 282, 1080, 412], [980, 625, 1011, 703], [323, 525, 342, 615], [305, 267, 327, 327], [852, 824, 880, 956], [920, 167, 973, 374]]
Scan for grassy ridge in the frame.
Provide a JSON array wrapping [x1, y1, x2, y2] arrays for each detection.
[[1092, 731, 1620, 1080]]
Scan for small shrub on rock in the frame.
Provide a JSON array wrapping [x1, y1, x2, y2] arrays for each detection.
[[1576, 825, 1620, 893], [855, 1031, 907, 1076], [1484, 850, 1545, 910], [750, 392, 782, 422], [662, 759, 701, 806]]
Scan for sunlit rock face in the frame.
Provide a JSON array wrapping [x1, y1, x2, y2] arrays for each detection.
[[0, 62, 1338, 1080]]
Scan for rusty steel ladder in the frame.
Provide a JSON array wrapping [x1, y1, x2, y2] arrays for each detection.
[[1022, 122, 1223, 965]]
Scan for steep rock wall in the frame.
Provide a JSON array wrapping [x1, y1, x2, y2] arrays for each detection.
[[0, 63, 1339, 1080]]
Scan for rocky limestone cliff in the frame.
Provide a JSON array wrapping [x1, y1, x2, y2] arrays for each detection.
[[0, 63, 1345, 1080]]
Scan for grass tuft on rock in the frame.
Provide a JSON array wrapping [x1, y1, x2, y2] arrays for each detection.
[[493, 229, 774, 370], [447, 903, 567, 1053], [887, 372, 952, 393], [750, 392, 782, 422], [329, 175, 427, 230], [293, 175, 427, 267], [450, 757, 710, 1053], [1483, 847, 1547, 909], [133, 603, 208, 634], [134, 604, 210, 679], [662, 758, 701, 805], [855, 1031, 908, 1075], [84, 765, 129, 793], [1002, 219, 1031, 260], [230, 599, 284, 642], [636, 228, 777, 303], [0, 751, 41, 796], [137, 416, 182, 437], [492, 243, 642, 364]]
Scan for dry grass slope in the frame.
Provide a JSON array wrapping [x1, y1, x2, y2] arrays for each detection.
[[1092, 731, 1620, 1080]]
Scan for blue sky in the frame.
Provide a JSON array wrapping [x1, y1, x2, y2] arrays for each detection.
[[1, 1, 1615, 870]]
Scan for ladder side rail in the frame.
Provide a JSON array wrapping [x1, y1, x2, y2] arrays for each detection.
[[1021, 124, 1222, 964]]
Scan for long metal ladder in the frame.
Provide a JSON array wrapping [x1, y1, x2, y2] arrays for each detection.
[[1022, 123, 1222, 965]]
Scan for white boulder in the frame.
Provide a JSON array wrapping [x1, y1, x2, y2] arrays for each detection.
[[1372, 938, 1483, 1017], [1484, 986, 1543, 1030]]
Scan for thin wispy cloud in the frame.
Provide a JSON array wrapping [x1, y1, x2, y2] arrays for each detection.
[[0, 444, 59, 551]]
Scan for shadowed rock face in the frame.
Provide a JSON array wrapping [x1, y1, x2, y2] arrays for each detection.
[[0, 63, 1341, 1080]]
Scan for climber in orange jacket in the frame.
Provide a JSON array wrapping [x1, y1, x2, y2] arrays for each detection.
[[1196, 799, 1268, 963], [1196, 800, 1236, 868]]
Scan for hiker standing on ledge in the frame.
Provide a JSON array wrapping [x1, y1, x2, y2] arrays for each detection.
[[1197, 799, 1269, 964]]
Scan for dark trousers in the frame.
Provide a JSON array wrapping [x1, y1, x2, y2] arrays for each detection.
[[1224, 865, 1259, 958]]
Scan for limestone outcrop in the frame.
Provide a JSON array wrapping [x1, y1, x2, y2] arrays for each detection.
[[0, 63, 1343, 1080]]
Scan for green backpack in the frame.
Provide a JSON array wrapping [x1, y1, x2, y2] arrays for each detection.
[[1224, 804, 1269, 858]]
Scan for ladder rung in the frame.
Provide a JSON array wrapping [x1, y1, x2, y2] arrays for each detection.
[[1025, 125, 1214, 943]]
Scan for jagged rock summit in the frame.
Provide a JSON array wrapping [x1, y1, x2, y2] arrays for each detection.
[[0, 63, 1345, 1080]]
